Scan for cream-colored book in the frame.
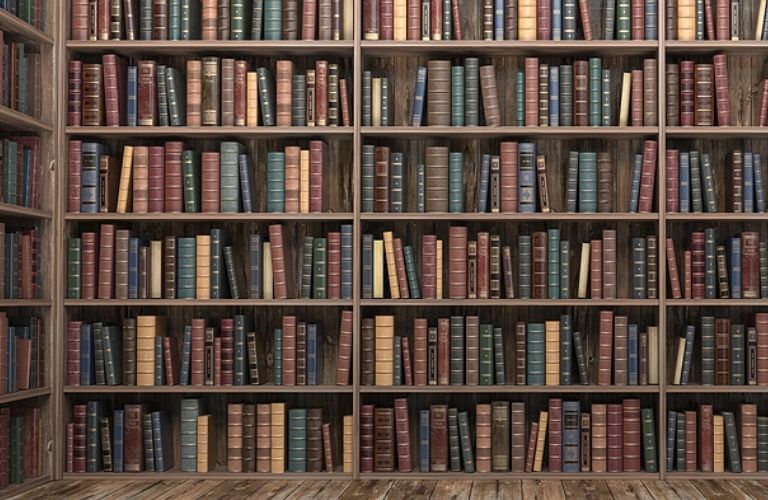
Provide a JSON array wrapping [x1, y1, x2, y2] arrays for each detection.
[[518, 0, 537, 40], [136, 315, 165, 386], [270, 402, 286, 473], [299, 149, 310, 214], [393, 0, 407, 40], [262, 242, 273, 299], [197, 414, 213, 473], [677, 0, 696, 40], [757, 0, 767, 40], [373, 239, 384, 298], [116, 145, 134, 213], [545, 321, 560, 385], [577, 242, 591, 298], [375, 315, 395, 385], [713, 414, 725, 472], [382, 231, 400, 299], [619, 72, 632, 127], [343, 0, 354, 40], [648, 326, 659, 384], [149, 239, 162, 298], [246, 71, 259, 126], [343, 414, 353, 472], [533, 411, 549, 472], [673, 336, 686, 384], [436, 239, 444, 299], [195, 235, 211, 299], [372, 77, 382, 126]]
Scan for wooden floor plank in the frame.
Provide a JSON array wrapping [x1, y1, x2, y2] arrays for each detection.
[[562, 480, 613, 500], [666, 480, 711, 500], [642, 481, 682, 500], [244, 480, 302, 500], [338, 480, 394, 500], [690, 480, 754, 500], [605, 480, 656, 500], [728, 480, 768, 500], [497, 480, 523, 498], [285, 480, 355, 500], [196, 479, 275, 500], [428, 480, 473, 500], [10, 480, 85, 500], [80, 480, 152, 499], [521, 480, 566, 500], [468, 480, 496, 500], [383, 479, 436, 500]]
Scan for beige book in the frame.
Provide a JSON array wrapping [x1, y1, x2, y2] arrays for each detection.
[[619, 72, 632, 127], [677, 0, 696, 40], [262, 242, 273, 300], [372, 77, 382, 126], [518, 0, 537, 40], [713, 414, 725, 472], [149, 240, 162, 298], [343, 0, 354, 40], [393, 0, 407, 40], [533, 411, 549, 472], [246, 71, 259, 126], [299, 149, 310, 213], [270, 402, 286, 473], [116, 145, 134, 213], [375, 315, 395, 385], [545, 320, 560, 385], [757, 0, 767, 40], [373, 239, 384, 298], [382, 231, 400, 299], [577, 242, 590, 298], [343, 414, 353, 472], [195, 235, 211, 299], [197, 414, 213, 473], [648, 326, 659, 384], [436, 239, 443, 299], [136, 315, 165, 385], [673, 336, 686, 384]]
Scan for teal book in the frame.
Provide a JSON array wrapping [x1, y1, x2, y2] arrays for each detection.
[[451, 66, 465, 126], [516, 70, 525, 126], [176, 237, 196, 299], [464, 58, 480, 126], [560, 240, 570, 299], [312, 237, 327, 299], [617, 0, 631, 39], [288, 408, 307, 472], [67, 237, 81, 299], [180, 398, 204, 472], [479, 324, 494, 385], [527, 323, 545, 385], [493, 327, 505, 385], [220, 141, 244, 212], [266, 152, 285, 212], [559, 315, 572, 385], [157, 65, 169, 126], [403, 246, 421, 298], [578, 151, 597, 212], [182, 149, 200, 212], [169, 0, 181, 39], [274, 328, 283, 384], [588, 58, 602, 126], [263, 0, 282, 40], [547, 228, 560, 299], [448, 152, 464, 213], [300, 236, 314, 299], [165, 67, 186, 126], [230, 0, 251, 40], [210, 228, 225, 299], [601, 69, 611, 126]]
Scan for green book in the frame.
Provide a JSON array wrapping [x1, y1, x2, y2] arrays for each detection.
[[675, 412, 685, 471], [450, 316, 464, 385], [403, 246, 421, 299], [559, 315, 572, 385], [616, 0, 631, 40], [263, 0, 282, 40], [723, 411, 742, 472], [165, 67, 186, 126], [103, 325, 122, 386], [266, 152, 285, 212], [527, 323, 545, 385], [451, 66, 465, 126], [578, 152, 597, 212], [448, 408, 461, 471], [641, 408, 657, 472], [588, 58, 601, 126], [210, 228, 225, 299], [312, 237, 327, 299], [288, 408, 307, 472], [493, 327, 505, 385], [758, 416, 768, 472], [256, 67, 275, 125], [448, 152, 464, 213], [93, 322, 106, 385], [479, 324, 494, 385], [157, 65, 169, 126], [230, 0, 250, 40], [180, 0, 201, 40], [67, 237, 82, 299], [517, 235, 532, 298], [516, 70, 525, 126], [168, 0, 181, 39], [180, 398, 204, 472], [234, 315, 248, 385], [176, 237, 196, 299], [601, 69, 611, 126], [300, 236, 314, 299], [416, 163, 426, 213], [560, 240, 570, 298], [182, 150, 200, 212], [251, 0, 264, 39], [547, 228, 560, 299], [220, 142, 243, 213], [87, 400, 105, 472], [9, 416, 23, 483], [457, 411, 475, 472]]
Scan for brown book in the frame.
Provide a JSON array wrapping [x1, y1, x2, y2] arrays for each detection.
[[422, 234, 438, 299], [666, 63, 680, 126], [700, 403, 714, 472], [276, 60, 293, 127], [597, 152, 613, 212], [477, 232, 490, 299], [282, 316, 297, 385], [524, 58, 539, 126], [148, 146, 165, 213], [227, 403, 244, 472], [622, 399, 642, 472], [510, 402, 526, 472], [581, 412, 592, 472], [437, 318, 450, 385], [538, 63, 549, 126], [666, 238, 683, 299], [137, 60, 157, 126], [322, 422, 334, 472], [535, 156, 550, 212], [756, 313, 768, 385], [374, 146, 390, 212], [680, 60, 695, 126], [711, 54, 731, 126], [427, 60, 451, 126], [479, 65, 501, 126], [202, 57, 220, 126], [467, 241, 477, 298], [309, 141, 326, 213], [283, 0, 299, 39], [642, 59, 657, 126], [124, 404, 146, 472], [102, 54, 124, 126], [296, 322, 307, 385], [500, 141, 518, 212], [393, 398, 411, 472], [152, 0, 168, 39], [602, 229, 617, 299], [515, 322, 526, 385], [532, 231, 546, 299], [68, 61, 83, 127], [685, 410, 698, 472], [269, 224, 291, 299], [374, 407, 395, 472], [234, 60, 248, 126], [694, 63, 714, 126], [200, 151, 220, 212], [315, 60, 329, 126], [361, 318, 375, 385], [475, 403, 492, 472], [220, 58, 235, 126], [638, 140, 657, 213], [591, 403, 607, 472], [71, 0, 89, 39], [760, 79, 768, 127], [307, 408, 323, 472], [491, 401, 509, 472], [360, 404, 375, 472], [393, 238, 410, 299], [302, 0, 318, 39], [728, 150, 744, 212], [270, 402, 286, 473], [742, 403, 758, 472], [96, 224, 115, 299], [548, 398, 562, 472], [607, 403, 623, 472], [242, 405, 255, 472], [336, 310, 353, 385], [742, 231, 760, 298], [715, 317, 731, 384], [715, 0, 730, 39], [425, 146, 449, 212], [217, 0, 229, 39], [339, 78, 351, 126], [81, 232, 97, 299], [574, 60, 589, 126], [402, 336, 413, 385], [284, 146, 301, 213], [578, 0, 593, 39], [598, 310, 614, 385], [186, 59, 202, 126], [429, 404, 448, 472], [524, 421, 539, 472], [375, 315, 395, 385], [82, 63, 104, 126], [589, 239, 602, 299], [465, 316, 479, 385], [448, 226, 467, 299], [256, 404, 271, 472], [201, 0, 217, 39]]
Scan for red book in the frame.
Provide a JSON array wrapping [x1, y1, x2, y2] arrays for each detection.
[[631, 70, 643, 126], [622, 399, 641, 472], [393, 238, 410, 299], [700, 404, 714, 472], [524, 58, 539, 126], [81, 232, 97, 299], [690, 232, 706, 299], [96, 224, 115, 299], [379, 0, 394, 39], [680, 61, 695, 126], [684, 250, 692, 299], [413, 318, 428, 386], [201, 152, 220, 213], [282, 316, 297, 385], [630, 0, 644, 39], [448, 226, 467, 299], [742, 232, 760, 298], [606, 403, 623, 472], [148, 146, 165, 213], [70, 0, 89, 39], [666, 238, 683, 299], [500, 141, 518, 212], [524, 421, 539, 472], [437, 318, 449, 385], [716, 318, 731, 385], [327, 231, 341, 299], [431, 0, 442, 39], [164, 141, 184, 213], [638, 140, 657, 213], [72, 404, 87, 473], [407, 0, 420, 40], [322, 423, 333, 472], [685, 410, 698, 471], [98, 0, 110, 39], [66, 320, 82, 386], [67, 142, 82, 212], [578, 0, 593, 40], [536, 0, 551, 39], [597, 310, 613, 385], [394, 398, 412, 472], [590, 239, 602, 299], [269, 224, 291, 299], [234, 60, 248, 126], [162, 336, 179, 385], [315, 60, 328, 126], [665, 150, 679, 212], [757, 313, 768, 385], [704, 0, 715, 39], [715, 0, 729, 39], [67, 60, 83, 126], [421, 235, 438, 299], [102, 54, 124, 126], [402, 336, 413, 385], [137, 60, 157, 126], [220, 318, 234, 385], [309, 141, 325, 213], [713, 54, 731, 126], [548, 398, 563, 472], [124, 404, 146, 472]]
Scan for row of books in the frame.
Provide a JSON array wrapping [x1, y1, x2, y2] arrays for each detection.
[[666, 404, 762, 473], [362, 229, 658, 300], [666, 230, 766, 300], [672, 314, 768, 386], [666, 149, 765, 214], [0, 34, 41, 118], [363, 312, 659, 387], [362, 0, 658, 41], [1, 224, 39, 300], [0, 313, 43, 395], [671, 0, 752, 40], [665, 56, 730, 127], [361, 398, 657, 473], [1, 136, 41, 209], [68, 56, 351, 127], [0, 0, 44, 30], [70, 0, 354, 41], [67, 311, 353, 387], [66, 224, 353, 300], [0, 406, 41, 487], [67, 140, 331, 214], [66, 400, 353, 474]]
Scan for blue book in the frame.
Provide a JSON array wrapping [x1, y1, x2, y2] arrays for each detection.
[[551, 0, 562, 40], [127, 238, 139, 298], [274, 328, 283, 385], [238, 153, 253, 213], [562, 401, 580, 472], [645, 0, 657, 39], [234, 317, 247, 385], [113, 409, 124, 473], [180, 324, 192, 385], [411, 66, 428, 126], [477, 153, 491, 213], [680, 325, 696, 385], [729, 237, 742, 299], [341, 224, 353, 299], [527, 323, 545, 385], [176, 237, 196, 299], [307, 323, 318, 385], [754, 153, 765, 212], [516, 71, 525, 126], [80, 323, 94, 385], [549, 65, 560, 126], [547, 229, 560, 299], [628, 324, 638, 385], [666, 411, 677, 472], [763, 6, 768, 40], [80, 143, 109, 213], [628, 153, 643, 212], [494, 0, 505, 39], [744, 152, 755, 213], [127, 66, 137, 126], [419, 409, 430, 472], [679, 152, 690, 213], [518, 143, 537, 212]]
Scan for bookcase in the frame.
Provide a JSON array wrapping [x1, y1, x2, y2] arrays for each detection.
[[38, 0, 768, 488]]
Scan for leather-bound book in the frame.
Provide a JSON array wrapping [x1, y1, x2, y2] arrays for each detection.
[[393, 398, 412, 472], [96, 224, 115, 299], [413, 318, 428, 385], [200, 0, 216, 39], [309, 141, 326, 213], [606, 403, 623, 472], [712, 54, 730, 126], [152, 0, 168, 39], [430, 404, 448, 472], [255, 404, 271, 472], [227, 403, 244, 472], [685, 410, 697, 471], [699, 404, 714, 472], [373, 145, 389, 212], [742, 403, 758, 472], [322, 422, 334, 472], [742, 232, 760, 298], [596, 310, 614, 385], [524, 58, 539, 126], [465, 316, 479, 385], [666, 149, 680, 212], [666, 63, 679, 126], [148, 146, 165, 213], [379, 0, 394, 39], [335, 310, 353, 386], [622, 399, 641, 472], [360, 404, 375, 472], [426, 60, 451, 126], [282, 315, 297, 386], [479, 65, 501, 126], [532, 231, 546, 299], [82, 63, 104, 126], [268, 224, 292, 299], [363, 0, 379, 39], [508, 402, 526, 472], [602, 229, 617, 298], [189, 319, 205, 385], [314, 60, 329, 126], [588, 403, 607, 472], [275, 60, 293, 127], [715, 0, 729, 39], [613, 316, 628, 385], [448, 226, 467, 299], [421, 234, 438, 299], [306, 408, 323, 472], [123, 404, 145, 472], [68, 61, 83, 127], [679, 60, 695, 126], [302, 0, 318, 39], [694, 63, 714, 126], [597, 152, 613, 213], [270, 402, 286, 473], [186, 60, 202, 126], [437, 318, 449, 385], [219, 59, 235, 126], [489, 401, 509, 472], [374, 407, 395, 472], [475, 403, 492, 472], [713, 414, 725, 472], [393, 238, 410, 298], [80, 232, 97, 299], [136, 60, 156, 126], [102, 54, 124, 126], [756, 313, 768, 385], [201, 57, 220, 126], [71, 0, 89, 39], [375, 315, 395, 385], [425, 146, 449, 212], [573, 60, 588, 126], [361, 318, 375, 385], [642, 59, 657, 126]]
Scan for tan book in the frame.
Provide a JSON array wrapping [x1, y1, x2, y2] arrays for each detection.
[[533, 410, 548, 472], [131, 146, 149, 214], [262, 242, 273, 299], [518, 0, 537, 40], [713, 414, 725, 472], [375, 315, 395, 385], [373, 239, 384, 298], [382, 231, 400, 299], [116, 145, 134, 213], [673, 336, 686, 384], [197, 414, 213, 473], [195, 235, 211, 299], [284, 146, 301, 213], [149, 240, 162, 298], [757, 0, 767, 40], [678, 0, 696, 40], [545, 321, 560, 385], [343, 414, 353, 472], [137, 315, 165, 385], [436, 239, 444, 299], [270, 402, 286, 473], [648, 326, 659, 384], [393, 0, 407, 40], [300, 149, 310, 213], [246, 71, 259, 126], [619, 72, 632, 127], [372, 77, 382, 126], [577, 242, 590, 299]]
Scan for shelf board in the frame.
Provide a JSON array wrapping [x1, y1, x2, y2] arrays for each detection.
[[65, 126, 353, 139], [359, 472, 658, 479], [667, 299, 768, 307], [0, 203, 52, 219], [666, 40, 768, 55], [361, 40, 659, 56], [0, 10, 52, 47], [0, 386, 51, 405], [62, 471, 352, 480], [667, 385, 768, 393], [361, 385, 660, 393], [667, 213, 768, 221], [666, 126, 768, 138], [64, 299, 353, 307], [361, 126, 658, 139], [66, 212, 354, 222], [64, 385, 352, 394], [0, 299, 52, 307], [0, 106, 53, 133], [666, 472, 768, 479], [361, 212, 659, 221], [67, 40, 354, 56], [360, 299, 659, 307]]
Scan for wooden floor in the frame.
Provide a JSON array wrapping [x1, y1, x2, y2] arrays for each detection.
[[8, 479, 768, 500]]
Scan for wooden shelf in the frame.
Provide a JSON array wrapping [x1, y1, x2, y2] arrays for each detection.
[[666, 472, 768, 479], [0, 203, 52, 219], [361, 126, 658, 139], [360, 385, 660, 393], [359, 299, 659, 307], [667, 213, 768, 221], [359, 472, 658, 479], [0, 386, 51, 405], [665, 40, 768, 54], [0, 106, 52, 133], [0, 299, 52, 307], [0, 9, 52, 46], [667, 299, 768, 307], [666, 126, 768, 138], [67, 40, 354, 56], [64, 385, 353, 394], [65, 212, 354, 222], [667, 385, 768, 393], [64, 299, 353, 307], [361, 40, 659, 56], [360, 213, 659, 221], [63, 471, 352, 480], [65, 126, 353, 139]]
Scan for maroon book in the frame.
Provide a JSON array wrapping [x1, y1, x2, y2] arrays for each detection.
[[164, 141, 184, 213], [148, 146, 165, 213], [66, 320, 82, 386], [220, 318, 235, 385], [360, 404, 375, 472], [68, 60, 83, 126], [606, 403, 623, 472], [548, 398, 563, 472]]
